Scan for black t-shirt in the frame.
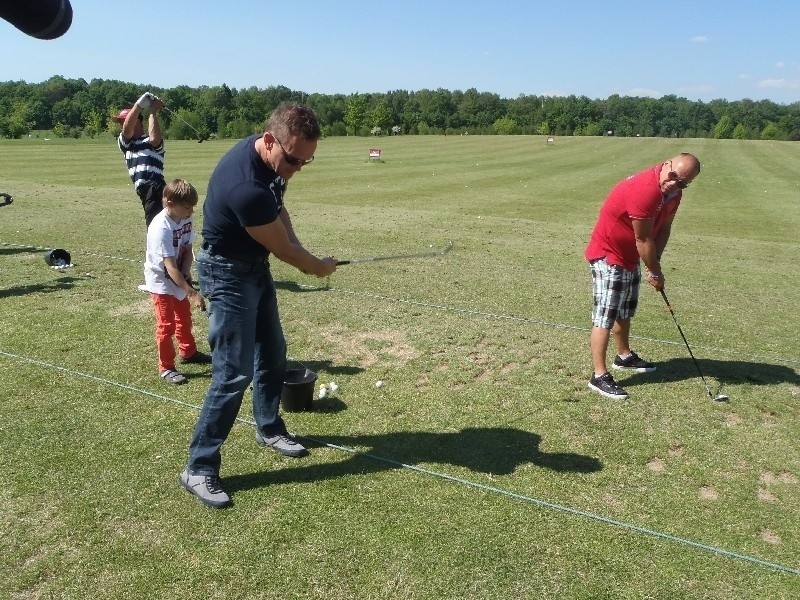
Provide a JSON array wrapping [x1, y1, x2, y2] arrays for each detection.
[[202, 134, 285, 257]]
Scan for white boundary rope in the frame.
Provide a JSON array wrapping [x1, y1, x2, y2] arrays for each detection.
[[2, 240, 797, 367], [0, 347, 797, 577]]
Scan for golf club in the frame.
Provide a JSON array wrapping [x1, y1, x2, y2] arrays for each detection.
[[161, 105, 206, 143], [660, 288, 729, 402], [336, 240, 453, 266], [0, 192, 13, 208]]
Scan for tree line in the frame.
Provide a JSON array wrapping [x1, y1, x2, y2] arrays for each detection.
[[1, 75, 799, 141]]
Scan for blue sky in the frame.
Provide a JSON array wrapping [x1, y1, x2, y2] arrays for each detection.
[[3, 0, 799, 104]]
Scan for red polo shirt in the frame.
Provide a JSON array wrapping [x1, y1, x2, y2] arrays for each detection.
[[585, 165, 681, 270]]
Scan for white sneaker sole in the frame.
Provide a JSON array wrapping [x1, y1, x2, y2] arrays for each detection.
[[588, 381, 629, 400], [611, 364, 656, 374]]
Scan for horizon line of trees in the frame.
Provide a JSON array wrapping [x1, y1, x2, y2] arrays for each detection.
[[1, 75, 799, 141]]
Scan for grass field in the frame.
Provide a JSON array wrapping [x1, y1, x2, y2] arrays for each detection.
[[1, 135, 798, 599]]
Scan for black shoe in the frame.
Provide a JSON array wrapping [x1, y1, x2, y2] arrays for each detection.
[[588, 372, 629, 399], [182, 350, 212, 364], [180, 470, 231, 508], [612, 351, 656, 373], [255, 431, 308, 457]]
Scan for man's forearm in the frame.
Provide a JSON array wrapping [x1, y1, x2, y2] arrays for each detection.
[[636, 239, 661, 274]]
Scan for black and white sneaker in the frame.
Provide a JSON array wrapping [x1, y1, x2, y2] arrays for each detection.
[[180, 470, 231, 508], [612, 351, 656, 373], [588, 372, 629, 400]]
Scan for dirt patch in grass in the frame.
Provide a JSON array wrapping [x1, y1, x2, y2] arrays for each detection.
[[322, 326, 419, 368], [760, 470, 798, 485], [698, 485, 718, 500], [724, 412, 742, 427], [759, 528, 781, 545], [668, 444, 684, 458], [757, 488, 779, 503]]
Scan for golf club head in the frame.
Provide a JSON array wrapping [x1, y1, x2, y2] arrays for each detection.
[[712, 384, 729, 402]]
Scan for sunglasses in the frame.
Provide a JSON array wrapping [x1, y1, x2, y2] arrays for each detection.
[[667, 161, 690, 189], [270, 133, 314, 167]]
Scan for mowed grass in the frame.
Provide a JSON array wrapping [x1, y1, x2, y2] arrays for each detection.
[[0, 135, 798, 599]]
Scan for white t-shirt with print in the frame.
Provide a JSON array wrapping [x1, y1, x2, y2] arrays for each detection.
[[141, 208, 195, 300]]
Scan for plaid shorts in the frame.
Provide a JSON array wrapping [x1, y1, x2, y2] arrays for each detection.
[[590, 258, 640, 329]]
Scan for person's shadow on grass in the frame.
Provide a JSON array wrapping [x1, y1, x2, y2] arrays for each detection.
[[619, 357, 800, 389], [225, 427, 602, 495], [294, 359, 364, 379], [274, 279, 330, 293], [0, 246, 40, 257], [0, 276, 80, 299]]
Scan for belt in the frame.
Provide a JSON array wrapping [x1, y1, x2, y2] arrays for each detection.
[[202, 242, 266, 264]]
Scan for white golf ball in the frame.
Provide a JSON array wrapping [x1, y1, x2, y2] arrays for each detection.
[[329, 382, 339, 392], [375, 380, 384, 388], [318, 385, 328, 399]]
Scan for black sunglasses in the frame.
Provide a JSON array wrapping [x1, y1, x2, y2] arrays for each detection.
[[667, 161, 690, 189], [271, 133, 314, 166]]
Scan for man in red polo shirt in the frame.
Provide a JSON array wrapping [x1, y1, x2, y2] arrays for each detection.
[[585, 153, 701, 399]]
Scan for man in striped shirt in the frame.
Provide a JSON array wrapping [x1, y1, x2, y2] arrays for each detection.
[[115, 92, 166, 227]]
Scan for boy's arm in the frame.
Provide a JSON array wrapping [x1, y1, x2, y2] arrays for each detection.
[[178, 244, 194, 281], [164, 256, 204, 309]]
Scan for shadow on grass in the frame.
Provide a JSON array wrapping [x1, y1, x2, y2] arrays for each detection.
[[274, 279, 329, 293], [619, 357, 800, 388], [225, 427, 602, 494], [0, 246, 39, 256], [0, 276, 80, 299], [291, 358, 364, 378]]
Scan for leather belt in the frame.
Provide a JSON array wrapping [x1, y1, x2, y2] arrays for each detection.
[[202, 242, 265, 264]]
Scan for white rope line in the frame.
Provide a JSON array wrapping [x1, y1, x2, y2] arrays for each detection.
[[1, 347, 797, 577], [312, 283, 800, 368], [3, 239, 798, 367], [0, 241, 139, 263]]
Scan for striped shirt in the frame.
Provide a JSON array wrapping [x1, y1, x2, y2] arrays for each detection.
[[118, 134, 165, 191]]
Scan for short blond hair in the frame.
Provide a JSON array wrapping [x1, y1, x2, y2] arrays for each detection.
[[163, 179, 198, 207]]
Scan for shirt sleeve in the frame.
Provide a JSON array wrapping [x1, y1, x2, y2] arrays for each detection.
[[627, 188, 663, 220], [229, 181, 280, 227]]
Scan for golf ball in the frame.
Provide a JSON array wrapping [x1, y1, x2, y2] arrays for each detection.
[[375, 380, 384, 388], [329, 382, 339, 392], [318, 385, 328, 399]]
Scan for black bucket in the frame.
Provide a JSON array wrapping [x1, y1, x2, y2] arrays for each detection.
[[281, 367, 318, 412], [44, 248, 71, 266]]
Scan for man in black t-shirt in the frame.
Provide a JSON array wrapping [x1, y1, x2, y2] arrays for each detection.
[[180, 103, 338, 509]]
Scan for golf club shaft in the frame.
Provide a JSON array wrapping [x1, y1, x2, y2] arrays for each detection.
[[162, 105, 204, 140], [660, 289, 715, 399], [337, 241, 453, 266]]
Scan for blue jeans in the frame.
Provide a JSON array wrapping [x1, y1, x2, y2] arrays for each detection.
[[186, 250, 288, 475]]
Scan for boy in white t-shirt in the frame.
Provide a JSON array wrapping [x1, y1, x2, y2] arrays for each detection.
[[142, 179, 211, 384]]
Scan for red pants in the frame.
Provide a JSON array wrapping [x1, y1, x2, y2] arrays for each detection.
[[150, 293, 198, 372]]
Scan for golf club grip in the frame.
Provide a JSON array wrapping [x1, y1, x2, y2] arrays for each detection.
[[336, 260, 351, 265]]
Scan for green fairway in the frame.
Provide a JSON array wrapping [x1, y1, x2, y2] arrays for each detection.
[[1, 135, 798, 598]]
